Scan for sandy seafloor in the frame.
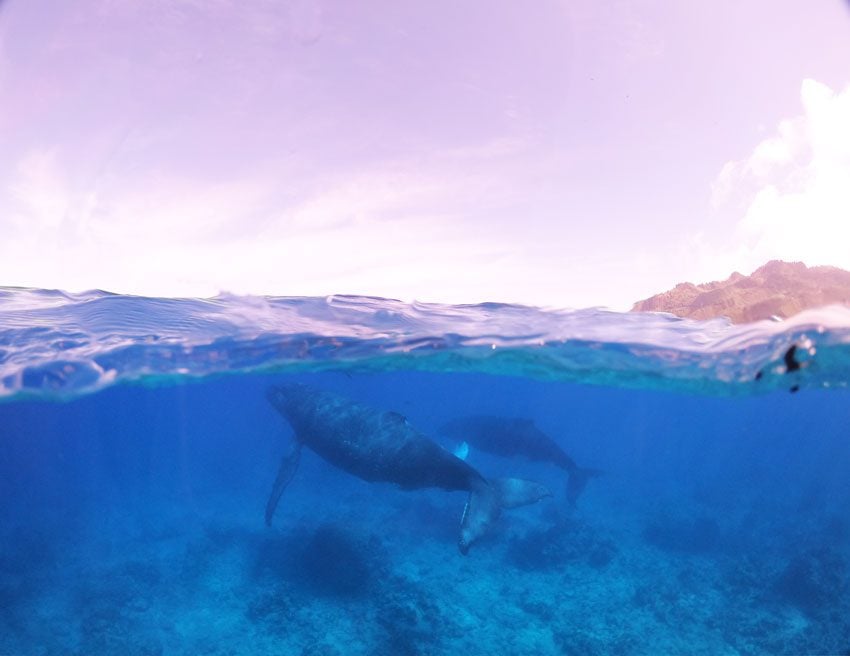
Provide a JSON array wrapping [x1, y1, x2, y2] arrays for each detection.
[[1, 371, 849, 656]]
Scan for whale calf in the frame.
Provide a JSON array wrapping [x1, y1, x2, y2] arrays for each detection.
[[439, 415, 601, 506], [264, 384, 551, 554]]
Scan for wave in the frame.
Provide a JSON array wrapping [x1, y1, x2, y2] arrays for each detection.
[[2, 287, 850, 400]]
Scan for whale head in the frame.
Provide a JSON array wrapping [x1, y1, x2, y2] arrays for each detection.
[[266, 383, 313, 419]]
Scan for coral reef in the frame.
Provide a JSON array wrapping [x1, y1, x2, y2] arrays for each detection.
[[773, 547, 848, 615], [642, 514, 721, 554], [374, 576, 445, 656], [505, 519, 617, 571], [252, 523, 388, 598], [299, 524, 385, 597]]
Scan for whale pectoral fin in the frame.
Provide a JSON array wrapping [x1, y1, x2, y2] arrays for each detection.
[[491, 478, 553, 509], [264, 442, 302, 526]]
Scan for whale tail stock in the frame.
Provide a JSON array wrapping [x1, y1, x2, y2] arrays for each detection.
[[264, 441, 302, 526], [566, 466, 604, 507], [458, 477, 552, 555]]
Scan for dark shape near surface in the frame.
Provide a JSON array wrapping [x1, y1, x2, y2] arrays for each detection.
[[754, 343, 809, 393], [264, 384, 551, 554], [439, 415, 601, 506], [632, 260, 850, 323], [784, 345, 801, 372]]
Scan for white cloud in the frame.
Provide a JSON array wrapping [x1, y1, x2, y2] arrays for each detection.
[[0, 31, 6, 102], [710, 79, 850, 272], [627, 81, 850, 305], [7, 149, 70, 232], [0, 141, 530, 303], [273, 170, 443, 235]]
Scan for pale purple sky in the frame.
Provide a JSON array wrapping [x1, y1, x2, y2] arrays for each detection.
[[1, 0, 849, 309]]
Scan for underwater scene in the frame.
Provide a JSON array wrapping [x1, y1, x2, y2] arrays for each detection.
[[2, 289, 850, 656]]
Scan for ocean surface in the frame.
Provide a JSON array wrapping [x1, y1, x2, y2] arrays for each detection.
[[1, 288, 849, 655]]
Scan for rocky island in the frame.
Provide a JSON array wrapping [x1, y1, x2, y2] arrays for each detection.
[[632, 260, 850, 323]]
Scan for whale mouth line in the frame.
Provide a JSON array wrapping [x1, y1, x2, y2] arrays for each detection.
[[266, 386, 282, 399], [266, 384, 297, 406]]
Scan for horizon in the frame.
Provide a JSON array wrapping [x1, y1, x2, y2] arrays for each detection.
[[0, 257, 836, 311], [2, 1, 850, 311]]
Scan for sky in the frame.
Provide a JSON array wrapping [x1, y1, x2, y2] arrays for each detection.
[[1, 0, 849, 310]]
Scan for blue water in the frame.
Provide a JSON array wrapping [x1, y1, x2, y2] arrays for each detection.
[[2, 288, 849, 655]]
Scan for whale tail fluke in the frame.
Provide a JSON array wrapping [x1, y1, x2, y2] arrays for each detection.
[[566, 466, 604, 507], [491, 477, 553, 509], [458, 477, 552, 554], [264, 442, 302, 526], [458, 479, 501, 555]]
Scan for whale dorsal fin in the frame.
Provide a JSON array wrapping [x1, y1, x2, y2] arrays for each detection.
[[453, 441, 470, 461], [384, 411, 408, 425]]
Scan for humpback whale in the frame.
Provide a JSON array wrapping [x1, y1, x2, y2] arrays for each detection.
[[264, 384, 551, 554], [439, 415, 601, 506]]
